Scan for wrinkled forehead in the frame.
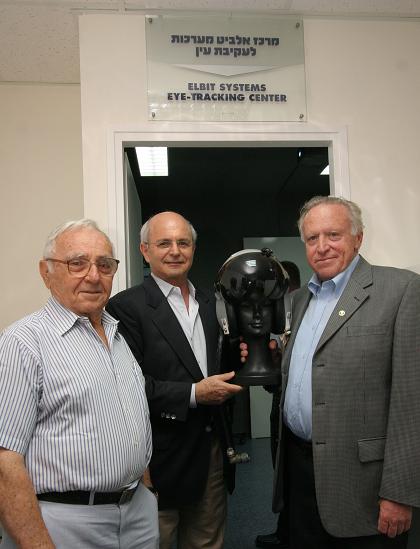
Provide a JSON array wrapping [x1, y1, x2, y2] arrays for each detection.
[[54, 228, 113, 257], [303, 203, 351, 230]]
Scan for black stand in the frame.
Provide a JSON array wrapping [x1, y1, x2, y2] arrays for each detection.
[[234, 335, 281, 386]]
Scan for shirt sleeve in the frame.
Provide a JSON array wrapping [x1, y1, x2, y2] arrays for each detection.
[[0, 331, 40, 454], [379, 274, 420, 507], [190, 383, 197, 408]]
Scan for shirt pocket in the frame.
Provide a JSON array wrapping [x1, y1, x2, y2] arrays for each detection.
[[358, 436, 386, 462]]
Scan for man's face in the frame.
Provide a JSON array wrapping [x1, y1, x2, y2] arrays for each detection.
[[39, 228, 114, 321], [140, 212, 195, 286], [302, 203, 363, 281]]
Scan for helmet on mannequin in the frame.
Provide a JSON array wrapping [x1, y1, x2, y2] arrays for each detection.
[[215, 248, 289, 338]]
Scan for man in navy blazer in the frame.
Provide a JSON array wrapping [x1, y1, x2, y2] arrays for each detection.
[[268, 196, 420, 549], [107, 211, 242, 549]]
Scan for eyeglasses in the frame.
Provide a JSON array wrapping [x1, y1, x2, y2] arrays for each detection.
[[46, 257, 120, 277], [146, 239, 193, 250]]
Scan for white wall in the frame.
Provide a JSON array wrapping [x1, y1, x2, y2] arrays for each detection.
[[304, 18, 420, 266], [79, 15, 147, 233], [79, 14, 420, 276], [0, 83, 83, 329]]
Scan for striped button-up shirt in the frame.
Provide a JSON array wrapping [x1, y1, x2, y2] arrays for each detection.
[[0, 297, 152, 494]]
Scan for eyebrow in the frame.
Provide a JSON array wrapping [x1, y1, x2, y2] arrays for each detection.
[[65, 253, 112, 260], [156, 238, 191, 242]]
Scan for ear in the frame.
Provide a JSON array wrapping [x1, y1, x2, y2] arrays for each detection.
[[355, 231, 364, 252], [39, 260, 51, 289], [140, 242, 150, 263]]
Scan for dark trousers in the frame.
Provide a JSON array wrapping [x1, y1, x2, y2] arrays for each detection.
[[285, 427, 409, 549], [270, 390, 289, 544]]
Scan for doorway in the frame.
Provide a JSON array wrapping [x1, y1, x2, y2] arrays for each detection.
[[106, 123, 347, 439], [105, 124, 350, 295], [124, 144, 330, 441], [125, 145, 329, 290]]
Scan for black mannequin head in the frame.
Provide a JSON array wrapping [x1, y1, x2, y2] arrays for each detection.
[[215, 249, 288, 386], [237, 292, 273, 338]]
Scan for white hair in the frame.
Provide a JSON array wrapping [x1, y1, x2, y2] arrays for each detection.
[[298, 195, 364, 240], [43, 219, 114, 267]]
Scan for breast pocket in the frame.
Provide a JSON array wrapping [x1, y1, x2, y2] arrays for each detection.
[[347, 324, 389, 337]]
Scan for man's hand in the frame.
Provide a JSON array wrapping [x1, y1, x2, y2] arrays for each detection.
[[195, 372, 243, 405], [377, 498, 412, 537], [239, 339, 280, 363]]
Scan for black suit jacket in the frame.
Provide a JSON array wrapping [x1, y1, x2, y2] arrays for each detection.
[[107, 275, 234, 508]]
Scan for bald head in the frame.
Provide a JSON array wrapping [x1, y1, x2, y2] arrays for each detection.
[[141, 212, 196, 245], [140, 212, 196, 287]]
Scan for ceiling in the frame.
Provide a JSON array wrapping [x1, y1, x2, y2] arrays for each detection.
[[2, 0, 420, 84]]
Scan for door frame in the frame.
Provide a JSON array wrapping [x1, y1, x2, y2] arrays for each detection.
[[106, 121, 349, 293]]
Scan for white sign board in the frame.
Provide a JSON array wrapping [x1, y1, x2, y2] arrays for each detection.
[[146, 15, 306, 122]]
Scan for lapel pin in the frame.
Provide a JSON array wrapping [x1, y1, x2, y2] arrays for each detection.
[[339, 310, 346, 317]]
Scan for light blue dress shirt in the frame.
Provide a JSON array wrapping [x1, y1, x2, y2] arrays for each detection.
[[283, 255, 360, 441]]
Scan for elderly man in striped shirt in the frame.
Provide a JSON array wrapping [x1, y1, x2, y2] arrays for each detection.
[[0, 219, 158, 549]]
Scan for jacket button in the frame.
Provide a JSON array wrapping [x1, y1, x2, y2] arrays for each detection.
[[205, 425, 212, 433]]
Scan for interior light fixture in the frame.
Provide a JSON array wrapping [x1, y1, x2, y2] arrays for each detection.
[[320, 165, 329, 175], [136, 146, 168, 176]]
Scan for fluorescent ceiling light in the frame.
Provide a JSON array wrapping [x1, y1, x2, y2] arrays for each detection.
[[136, 147, 168, 176], [320, 165, 329, 175]]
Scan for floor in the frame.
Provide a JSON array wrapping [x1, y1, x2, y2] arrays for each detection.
[[224, 437, 280, 549]]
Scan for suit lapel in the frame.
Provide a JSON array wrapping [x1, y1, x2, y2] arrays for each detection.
[[284, 256, 373, 365], [282, 288, 312, 370], [315, 256, 373, 352], [143, 276, 204, 381]]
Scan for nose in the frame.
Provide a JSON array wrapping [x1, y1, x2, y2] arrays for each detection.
[[85, 262, 100, 281], [252, 304, 262, 320], [168, 241, 181, 255], [317, 235, 330, 254]]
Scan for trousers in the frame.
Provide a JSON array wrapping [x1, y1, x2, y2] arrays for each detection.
[[1, 482, 159, 549], [158, 437, 227, 549]]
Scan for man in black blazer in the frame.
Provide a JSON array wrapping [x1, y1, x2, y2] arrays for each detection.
[[107, 211, 242, 549]]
